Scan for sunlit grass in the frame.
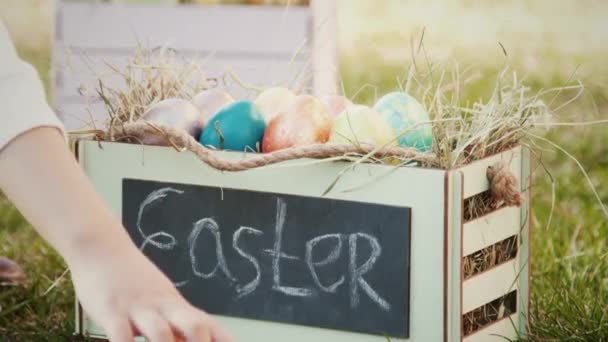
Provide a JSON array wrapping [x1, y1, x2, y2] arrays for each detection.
[[0, 199, 74, 340]]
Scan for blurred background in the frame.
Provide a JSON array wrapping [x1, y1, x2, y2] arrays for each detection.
[[1, 0, 607, 340]]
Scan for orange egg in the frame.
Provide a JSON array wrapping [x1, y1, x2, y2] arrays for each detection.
[[262, 95, 332, 153]]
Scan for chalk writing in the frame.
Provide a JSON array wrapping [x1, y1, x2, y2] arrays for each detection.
[[189, 218, 235, 282], [136, 188, 183, 249], [306, 234, 344, 293], [123, 179, 411, 337], [349, 233, 390, 312], [264, 199, 313, 297], [233, 226, 263, 298]]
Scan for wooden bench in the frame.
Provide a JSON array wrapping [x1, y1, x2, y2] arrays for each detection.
[[52, 0, 337, 130]]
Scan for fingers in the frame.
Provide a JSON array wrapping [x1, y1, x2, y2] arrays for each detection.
[[0, 256, 27, 285], [161, 306, 211, 342], [205, 315, 234, 342], [102, 317, 134, 342], [130, 307, 175, 342], [100, 301, 234, 342], [161, 306, 234, 342]]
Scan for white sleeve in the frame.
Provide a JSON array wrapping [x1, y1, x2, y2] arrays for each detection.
[[0, 21, 65, 151]]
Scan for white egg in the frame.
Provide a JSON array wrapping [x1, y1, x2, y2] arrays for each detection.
[[191, 89, 235, 126], [140, 98, 203, 145], [254, 87, 295, 123]]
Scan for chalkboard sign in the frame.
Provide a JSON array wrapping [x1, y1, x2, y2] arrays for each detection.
[[122, 178, 411, 337]]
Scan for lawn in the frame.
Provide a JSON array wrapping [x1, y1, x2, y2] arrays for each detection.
[[1, 1, 607, 341]]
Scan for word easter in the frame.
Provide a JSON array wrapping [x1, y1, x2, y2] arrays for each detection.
[[138, 188, 389, 311], [122, 179, 411, 337]]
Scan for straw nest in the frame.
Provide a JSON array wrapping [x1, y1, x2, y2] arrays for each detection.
[[80, 45, 564, 171]]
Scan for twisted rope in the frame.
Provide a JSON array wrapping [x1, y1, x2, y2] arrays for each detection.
[[109, 122, 436, 171], [106, 122, 524, 206], [487, 162, 524, 208]]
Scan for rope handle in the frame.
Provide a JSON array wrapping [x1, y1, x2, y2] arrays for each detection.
[[108, 122, 436, 171], [103, 122, 523, 206], [487, 163, 524, 208]]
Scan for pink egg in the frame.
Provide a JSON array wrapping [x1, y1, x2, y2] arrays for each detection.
[[254, 87, 295, 123], [191, 90, 234, 126], [262, 95, 332, 153], [321, 95, 353, 118], [140, 98, 203, 145]]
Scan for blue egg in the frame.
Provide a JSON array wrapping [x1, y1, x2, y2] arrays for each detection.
[[199, 101, 266, 152], [373, 92, 433, 152]]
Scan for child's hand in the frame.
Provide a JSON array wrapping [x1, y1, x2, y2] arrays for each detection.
[[0, 128, 235, 342], [70, 240, 234, 342]]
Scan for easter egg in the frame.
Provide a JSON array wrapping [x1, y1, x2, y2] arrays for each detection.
[[255, 87, 295, 123], [199, 100, 266, 152], [373, 92, 433, 152], [320, 95, 353, 118], [191, 90, 234, 126], [328, 105, 396, 147], [140, 98, 204, 145], [262, 95, 332, 153]]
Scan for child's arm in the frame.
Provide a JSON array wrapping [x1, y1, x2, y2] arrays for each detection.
[[0, 20, 231, 342], [0, 127, 233, 342]]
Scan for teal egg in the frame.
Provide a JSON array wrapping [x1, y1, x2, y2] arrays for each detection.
[[199, 101, 266, 152], [373, 92, 433, 152]]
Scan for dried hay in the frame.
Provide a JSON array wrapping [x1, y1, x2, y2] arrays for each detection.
[[463, 235, 519, 280], [84, 44, 560, 170], [93, 46, 215, 141], [462, 290, 518, 336]]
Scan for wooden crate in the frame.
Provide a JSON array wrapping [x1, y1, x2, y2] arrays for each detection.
[[73, 140, 530, 342]]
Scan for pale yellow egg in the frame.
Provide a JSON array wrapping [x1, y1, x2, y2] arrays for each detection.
[[329, 105, 396, 147], [254, 87, 295, 123]]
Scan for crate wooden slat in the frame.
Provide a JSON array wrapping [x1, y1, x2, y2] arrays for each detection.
[[448, 172, 464, 342], [462, 258, 519, 314], [517, 147, 532, 335], [463, 315, 519, 342], [462, 207, 520, 256], [57, 2, 311, 54], [458, 147, 522, 199]]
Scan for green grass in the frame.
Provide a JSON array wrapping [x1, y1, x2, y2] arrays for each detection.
[[0, 198, 75, 341], [2, 7, 608, 341], [526, 125, 608, 341]]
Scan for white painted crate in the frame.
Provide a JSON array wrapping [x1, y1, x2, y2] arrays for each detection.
[[72, 140, 531, 342]]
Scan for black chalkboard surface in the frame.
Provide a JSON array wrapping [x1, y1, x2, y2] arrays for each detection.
[[122, 178, 411, 337]]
